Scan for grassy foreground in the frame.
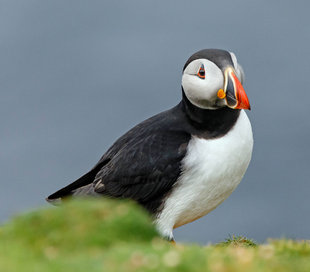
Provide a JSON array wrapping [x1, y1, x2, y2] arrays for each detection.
[[0, 199, 309, 272]]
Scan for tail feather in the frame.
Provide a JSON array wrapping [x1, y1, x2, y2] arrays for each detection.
[[46, 158, 109, 204]]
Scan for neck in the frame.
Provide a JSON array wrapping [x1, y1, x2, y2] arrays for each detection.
[[180, 90, 241, 135]]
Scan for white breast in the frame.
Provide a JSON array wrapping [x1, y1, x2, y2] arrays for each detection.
[[155, 110, 253, 239]]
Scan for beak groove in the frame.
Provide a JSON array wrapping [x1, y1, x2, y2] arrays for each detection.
[[224, 67, 250, 110]]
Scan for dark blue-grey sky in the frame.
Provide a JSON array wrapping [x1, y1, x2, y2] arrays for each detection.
[[1, 0, 309, 244]]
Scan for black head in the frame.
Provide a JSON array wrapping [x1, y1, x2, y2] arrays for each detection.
[[183, 49, 234, 72]]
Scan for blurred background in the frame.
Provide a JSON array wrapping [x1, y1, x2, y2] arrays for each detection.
[[1, 0, 309, 244]]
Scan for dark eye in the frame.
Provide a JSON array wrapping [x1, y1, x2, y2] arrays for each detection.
[[197, 64, 205, 79]]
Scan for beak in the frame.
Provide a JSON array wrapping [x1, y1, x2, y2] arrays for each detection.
[[223, 67, 251, 110]]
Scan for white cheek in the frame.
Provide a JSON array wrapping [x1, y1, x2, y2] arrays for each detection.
[[182, 74, 211, 101], [182, 72, 223, 108]]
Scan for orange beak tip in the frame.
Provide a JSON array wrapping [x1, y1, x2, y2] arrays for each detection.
[[231, 71, 251, 110]]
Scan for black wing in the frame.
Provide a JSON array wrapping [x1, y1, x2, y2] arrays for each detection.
[[47, 105, 191, 213], [94, 126, 190, 213]]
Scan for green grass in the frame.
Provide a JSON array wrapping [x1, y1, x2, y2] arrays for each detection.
[[0, 198, 309, 272], [217, 235, 257, 247]]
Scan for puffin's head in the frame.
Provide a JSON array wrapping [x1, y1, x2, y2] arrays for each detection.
[[182, 49, 250, 110]]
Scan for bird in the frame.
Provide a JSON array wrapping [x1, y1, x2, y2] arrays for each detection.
[[47, 49, 253, 241]]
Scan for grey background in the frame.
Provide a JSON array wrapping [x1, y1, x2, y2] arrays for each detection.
[[1, 0, 309, 244]]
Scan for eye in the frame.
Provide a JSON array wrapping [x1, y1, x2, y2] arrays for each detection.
[[197, 64, 205, 79]]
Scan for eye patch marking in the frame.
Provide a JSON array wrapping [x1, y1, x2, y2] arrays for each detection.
[[197, 64, 205, 79]]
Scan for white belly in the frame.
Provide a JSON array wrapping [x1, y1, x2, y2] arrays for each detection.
[[155, 110, 253, 239]]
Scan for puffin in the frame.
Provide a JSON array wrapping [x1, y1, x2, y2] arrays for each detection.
[[47, 49, 253, 241]]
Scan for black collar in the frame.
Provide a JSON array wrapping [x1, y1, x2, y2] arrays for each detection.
[[180, 90, 240, 138]]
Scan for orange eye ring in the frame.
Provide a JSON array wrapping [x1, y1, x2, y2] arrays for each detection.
[[197, 66, 205, 79]]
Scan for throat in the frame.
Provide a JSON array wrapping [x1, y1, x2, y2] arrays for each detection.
[[181, 90, 240, 138]]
